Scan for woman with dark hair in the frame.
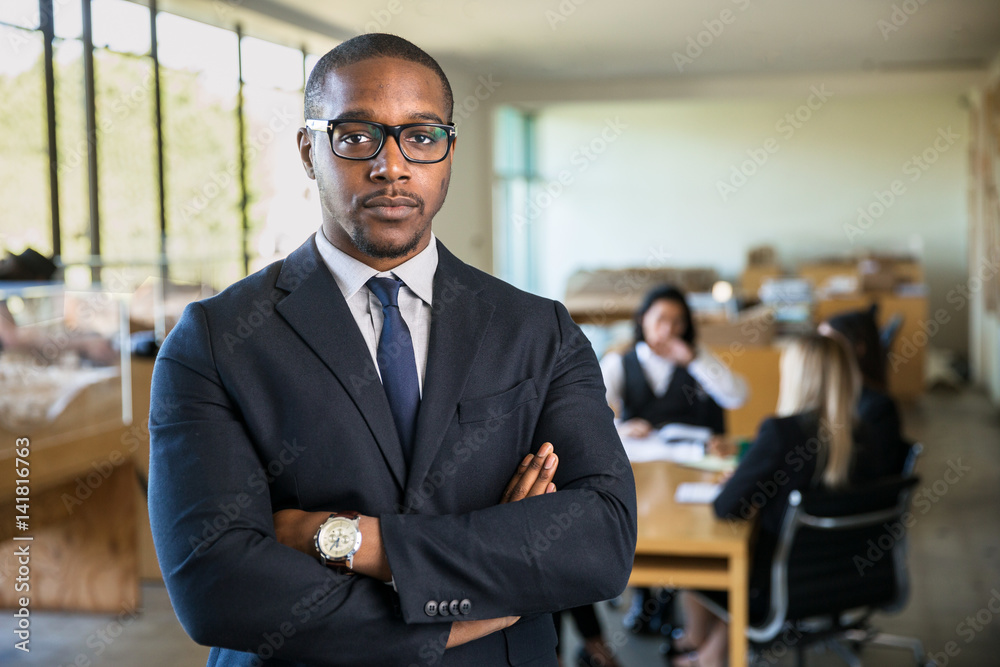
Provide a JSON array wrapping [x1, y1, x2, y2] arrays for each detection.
[[601, 285, 748, 439], [600, 285, 748, 637], [820, 305, 909, 476]]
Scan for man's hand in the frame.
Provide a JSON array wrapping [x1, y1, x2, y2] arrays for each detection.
[[271, 511, 391, 581], [273, 509, 327, 557], [275, 444, 559, 650], [446, 616, 521, 649], [448, 443, 560, 649], [500, 442, 558, 503]]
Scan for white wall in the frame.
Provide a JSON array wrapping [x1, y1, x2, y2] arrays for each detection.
[[529, 92, 971, 353], [430, 66, 496, 271]]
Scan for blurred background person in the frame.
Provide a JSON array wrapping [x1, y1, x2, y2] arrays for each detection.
[[601, 284, 748, 636], [821, 306, 910, 475], [668, 333, 893, 667]]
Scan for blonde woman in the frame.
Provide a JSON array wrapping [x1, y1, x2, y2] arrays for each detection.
[[669, 334, 885, 667]]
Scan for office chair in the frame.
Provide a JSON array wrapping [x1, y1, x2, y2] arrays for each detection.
[[901, 442, 922, 477], [745, 473, 931, 667], [880, 313, 904, 357]]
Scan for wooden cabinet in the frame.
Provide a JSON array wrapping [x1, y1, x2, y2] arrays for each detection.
[[815, 294, 928, 401], [0, 358, 158, 611]]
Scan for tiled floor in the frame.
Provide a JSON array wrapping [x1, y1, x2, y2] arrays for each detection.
[[2, 388, 998, 666]]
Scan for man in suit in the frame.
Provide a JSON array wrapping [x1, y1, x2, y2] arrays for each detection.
[[148, 33, 636, 667]]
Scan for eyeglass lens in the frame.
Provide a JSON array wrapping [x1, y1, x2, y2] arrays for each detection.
[[331, 122, 450, 161]]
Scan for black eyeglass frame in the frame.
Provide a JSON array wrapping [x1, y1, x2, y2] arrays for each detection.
[[305, 118, 457, 164]]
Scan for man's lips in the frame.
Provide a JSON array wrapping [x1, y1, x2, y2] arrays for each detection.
[[364, 196, 418, 208], [362, 194, 420, 221]]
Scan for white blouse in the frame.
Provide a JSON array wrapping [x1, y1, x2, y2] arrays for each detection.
[[600, 341, 749, 416]]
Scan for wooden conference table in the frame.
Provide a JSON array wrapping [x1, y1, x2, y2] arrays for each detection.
[[629, 460, 753, 667]]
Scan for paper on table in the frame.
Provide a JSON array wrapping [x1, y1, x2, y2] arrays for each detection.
[[622, 436, 706, 463], [658, 423, 712, 444], [679, 456, 738, 473], [674, 482, 721, 504]]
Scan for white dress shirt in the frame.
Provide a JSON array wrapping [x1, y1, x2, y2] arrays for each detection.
[[314, 228, 437, 395], [600, 341, 749, 415]]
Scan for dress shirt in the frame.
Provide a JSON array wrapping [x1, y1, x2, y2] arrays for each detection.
[[600, 341, 749, 413], [314, 228, 437, 395]]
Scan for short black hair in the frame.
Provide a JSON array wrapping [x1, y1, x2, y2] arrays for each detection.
[[634, 284, 696, 347], [304, 33, 453, 123]]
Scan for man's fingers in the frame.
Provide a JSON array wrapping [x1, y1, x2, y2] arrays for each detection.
[[510, 451, 557, 502], [501, 453, 533, 502], [502, 443, 555, 503], [526, 454, 558, 497]]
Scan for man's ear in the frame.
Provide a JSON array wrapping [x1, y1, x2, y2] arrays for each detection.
[[298, 127, 316, 180]]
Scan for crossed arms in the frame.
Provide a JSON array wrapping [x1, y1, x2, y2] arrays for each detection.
[[272, 444, 561, 649], [148, 299, 637, 665]]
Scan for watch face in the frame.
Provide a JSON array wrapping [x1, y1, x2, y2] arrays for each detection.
[[318, 517, 358, 559]]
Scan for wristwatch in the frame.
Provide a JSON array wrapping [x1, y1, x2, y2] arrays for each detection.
[[314, 511, 362, 572]]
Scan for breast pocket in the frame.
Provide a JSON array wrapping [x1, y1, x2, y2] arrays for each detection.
[[458, 378, 538, 424]]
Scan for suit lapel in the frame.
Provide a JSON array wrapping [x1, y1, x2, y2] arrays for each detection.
[[274, 239, 407, 491], [404, 245, 495, 505]]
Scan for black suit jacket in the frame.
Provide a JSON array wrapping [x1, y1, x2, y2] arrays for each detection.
[[857, 386, 909, 476], [712, 412, 886, 616], [148, 238, 637, 667]]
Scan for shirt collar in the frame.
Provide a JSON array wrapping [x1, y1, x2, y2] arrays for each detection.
[[636, 341, 674, 370], [313, 228, 438, 306]]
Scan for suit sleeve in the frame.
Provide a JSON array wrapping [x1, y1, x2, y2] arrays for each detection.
[[713, 417, 787, 521], [148, 303, 444, 665], [380, 301, 638, 623]]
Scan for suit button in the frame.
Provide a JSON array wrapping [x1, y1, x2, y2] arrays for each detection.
[[449, 600, 460, 615], [424, 601, 438, 616], [459, 599, 472, 615], [438, 601, 451, 617]]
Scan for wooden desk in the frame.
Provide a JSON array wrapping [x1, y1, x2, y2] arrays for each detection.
[[630, 461, 752, 667]]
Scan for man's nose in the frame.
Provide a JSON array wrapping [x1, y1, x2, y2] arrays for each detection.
[[370, 135, 411, 182]]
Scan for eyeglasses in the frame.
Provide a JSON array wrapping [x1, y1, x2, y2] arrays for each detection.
[[305, 119, 457, 164]]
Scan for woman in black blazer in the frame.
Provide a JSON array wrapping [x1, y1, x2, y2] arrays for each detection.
[[669, 333, 885, 667], [821, 306, 909, 476]]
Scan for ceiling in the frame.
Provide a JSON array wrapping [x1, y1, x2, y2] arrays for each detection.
[[160, 0, 1000, 80]]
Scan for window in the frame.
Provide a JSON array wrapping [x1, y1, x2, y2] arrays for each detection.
[[0, 0, 39, 30], [242, 38, 312, 270], [0, 25, 48, 255], [95, 48, 157, 265], [493, 106, 539, 292], [54, 37, 91, 281], [158, 12, 241, 288], [0, 4, 325, 292], [92, 0, 150, 56]]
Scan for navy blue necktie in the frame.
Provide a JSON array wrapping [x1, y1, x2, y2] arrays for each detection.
[[366, 276, 420, 467]]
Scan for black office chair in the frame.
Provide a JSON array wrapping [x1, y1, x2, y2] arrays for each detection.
[[745, 473, 931, 667], [901, 442, 922, 478], [880, 313, 904, 358]]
